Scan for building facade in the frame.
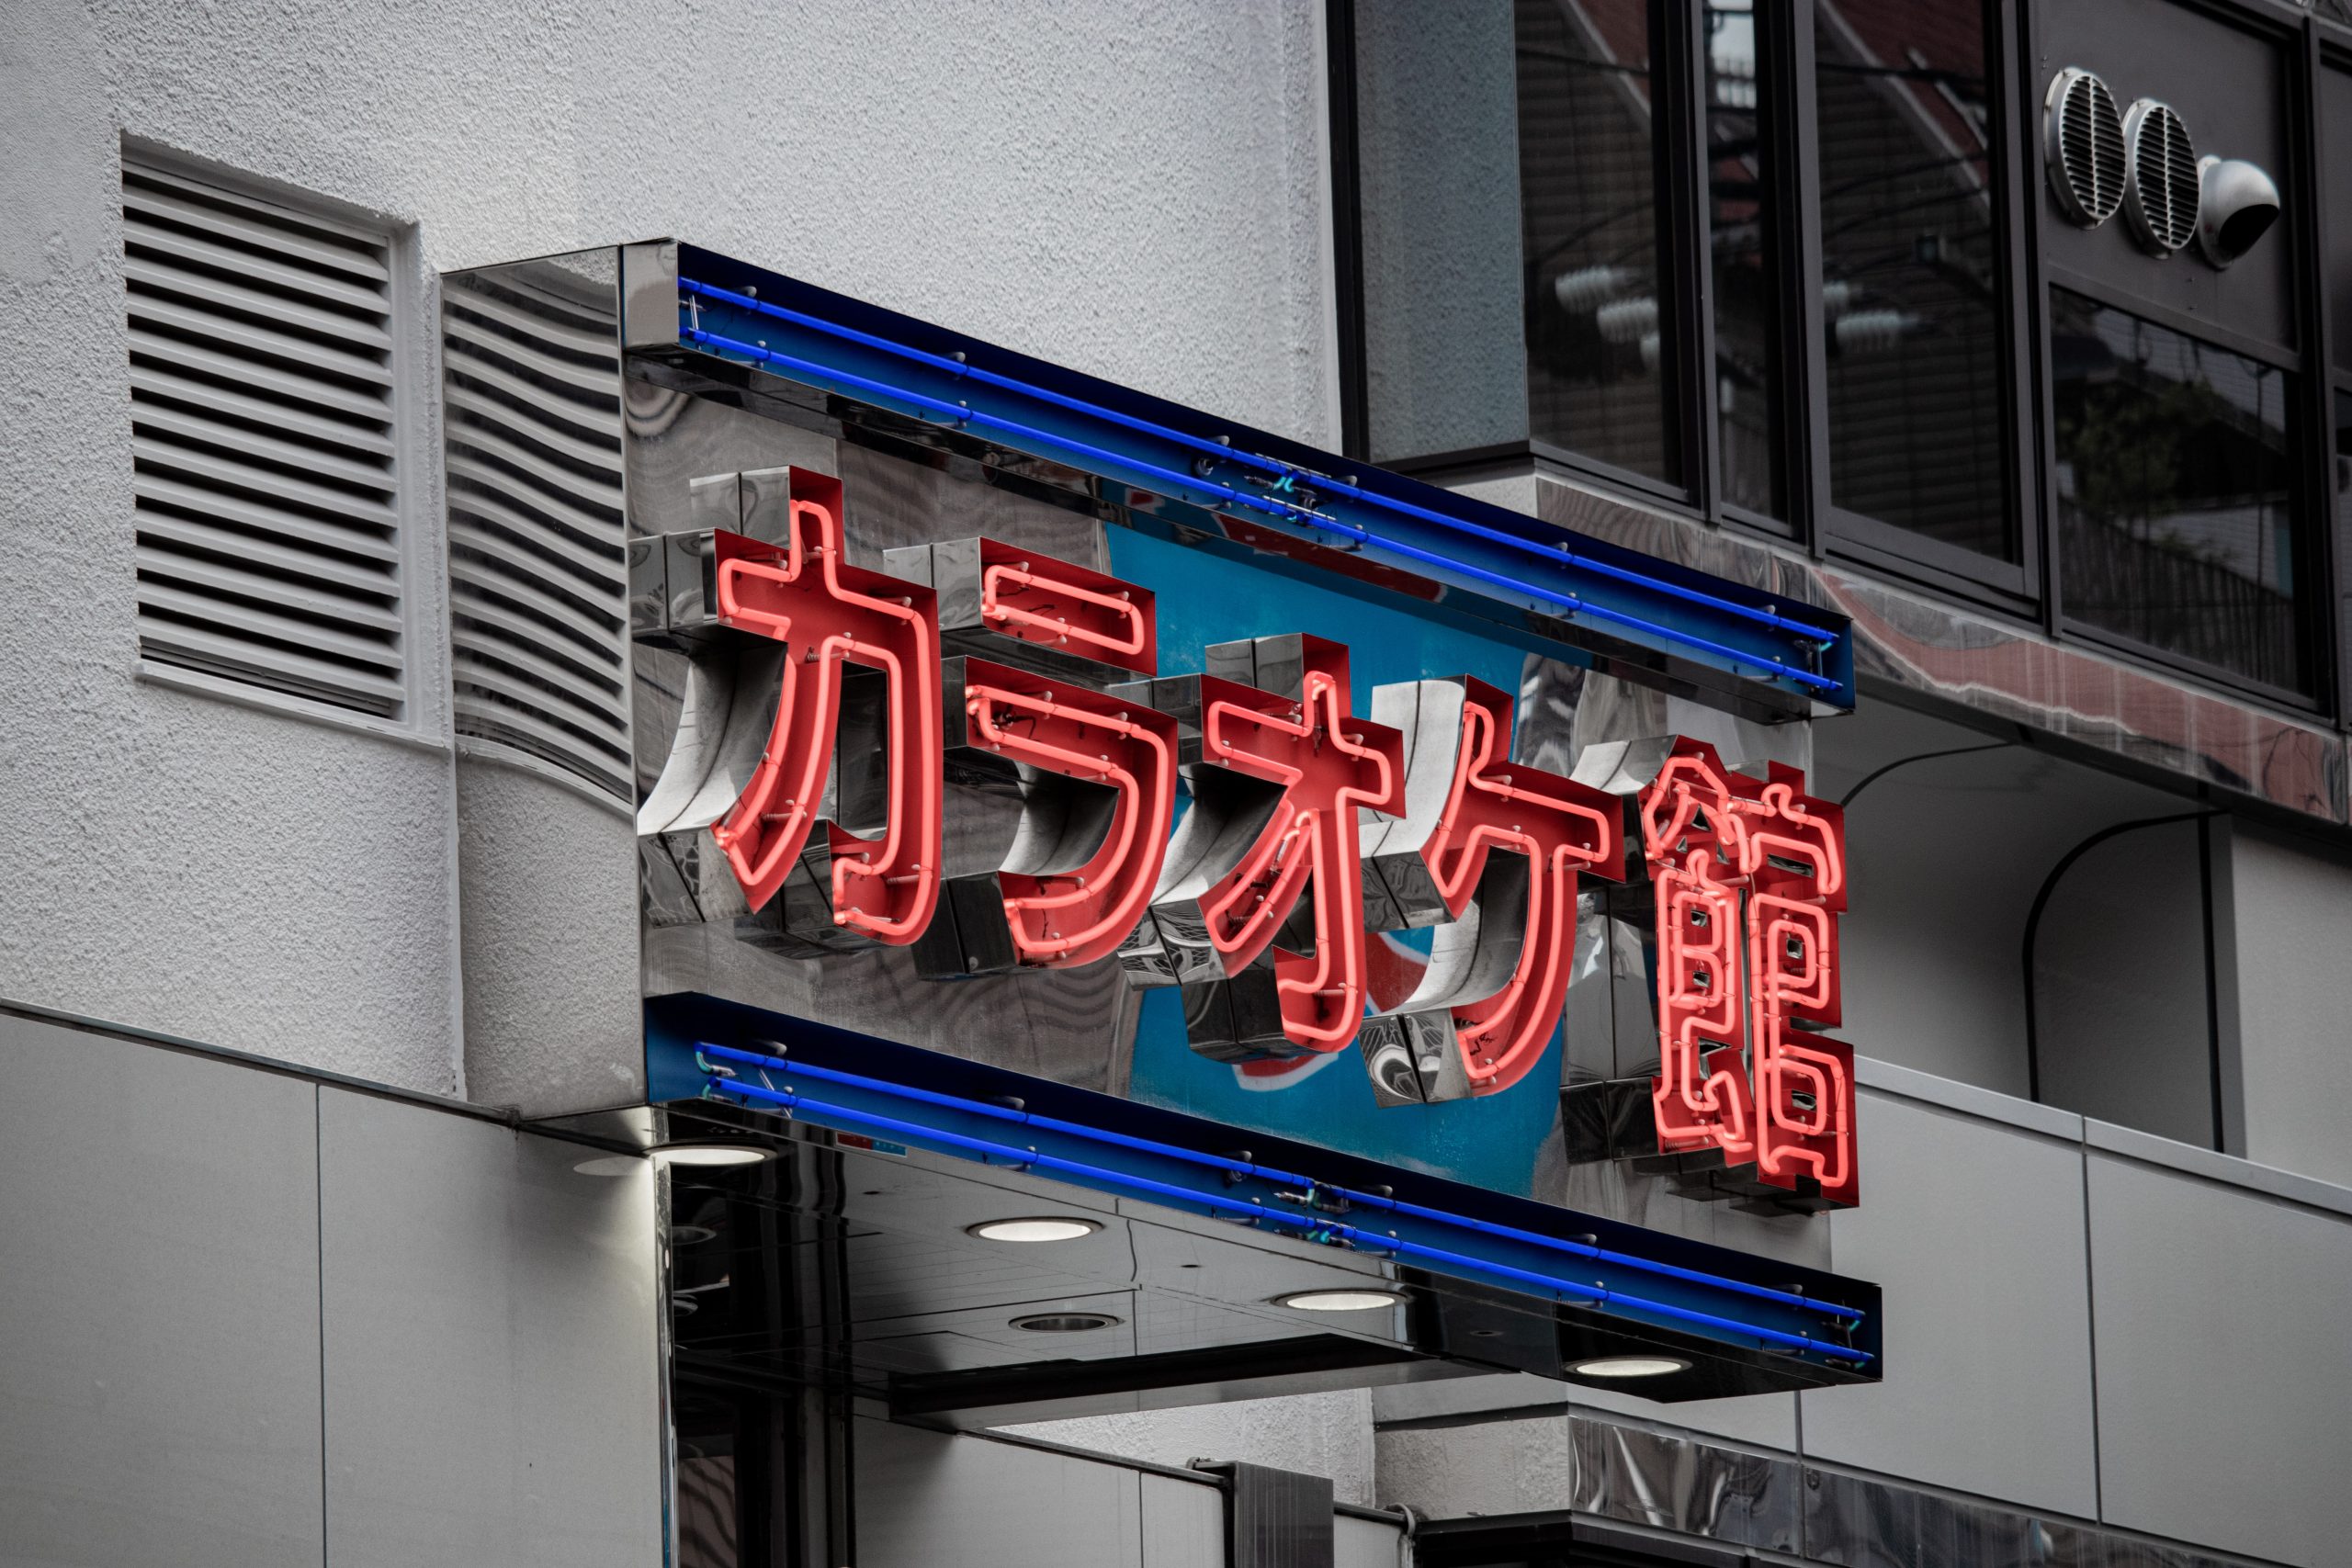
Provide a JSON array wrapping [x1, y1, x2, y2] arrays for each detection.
[[1, 2, 2349, 1566]]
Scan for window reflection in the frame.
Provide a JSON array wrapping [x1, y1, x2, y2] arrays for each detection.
[[1813, 0, 2009, 558], [1707, 0, 1782, 516], [2052, 291, 2305, 692], [1356, 2, 1532, 461], [2335, 389, 2351, 691], [1516, 0, 1679, 485]]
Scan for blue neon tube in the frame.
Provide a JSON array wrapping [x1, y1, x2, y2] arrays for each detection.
[[675, 321, 1839, 695], [675, 277, 1842, 649], [697, 1042, 1856, 1325], [696, 1043, 1863, 1336], [704, 1074, 1865, 1363], [697, 1041, 1318, 1190]]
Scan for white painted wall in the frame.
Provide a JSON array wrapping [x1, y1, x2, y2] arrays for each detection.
[[0, 0, 1334, 1093]]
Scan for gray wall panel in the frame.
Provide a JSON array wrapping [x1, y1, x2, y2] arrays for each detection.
[[1142, 1472, 1225, 1568], [855, 1420, 1144, 1568], [0, 1016, 324, 1568], [1804, 1090, 2099, 1517], [2087, 1148, 2352, 1568], [2230, 826, 2352, 1189], [318, 1089, 660, 1568], [1334, 1514, 1401, 1568]]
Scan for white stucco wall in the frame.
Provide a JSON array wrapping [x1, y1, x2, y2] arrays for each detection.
[[0, 0, 1335, 1092]]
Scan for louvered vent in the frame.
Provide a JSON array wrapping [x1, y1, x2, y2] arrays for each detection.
[[441, 264, 632, 800], [124, 160, 407, 716], [2122, 98, 2199, 255], [2043, 68, 2124, 228]]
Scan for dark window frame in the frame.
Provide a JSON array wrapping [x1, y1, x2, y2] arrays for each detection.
[[2022, 0, 2337, 716], [1328, 0, 2352, 722], [1804, 0, 2041, 609], [2313, 32, 2352, 724]]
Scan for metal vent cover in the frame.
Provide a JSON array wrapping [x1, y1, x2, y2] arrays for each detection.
[[2043, 67, 2125, 227], [2122, 97, 2199, 255], [123, 159, 408, 716], [440, 264, 632, 800]]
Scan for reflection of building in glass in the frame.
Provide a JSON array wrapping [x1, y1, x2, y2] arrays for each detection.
[[1706, 0, 1783, 517], [2053, 290, 2300, 689], [1814, 0, 2009, 558], [1514, 0, 1679, 485]]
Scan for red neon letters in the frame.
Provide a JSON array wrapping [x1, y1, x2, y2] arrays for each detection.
[[707, 468, 943, 942], [1194, 637, 1405, 1053], [1419, 680, 1622, 1095], [639, 466, 1860, 1206], [1638, 739, 1857, 1207]]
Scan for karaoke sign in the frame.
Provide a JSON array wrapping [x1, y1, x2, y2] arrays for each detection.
[[635, 468, 1858, 1209]]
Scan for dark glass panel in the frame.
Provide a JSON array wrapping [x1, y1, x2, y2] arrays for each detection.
[[2336, 389, 2351, 699], [2052, 290, 2305, 692], [1706, 0, 1783, 515], [1356, 1, 1532, 461], [2324, 67, 2352, 374], [1515, 0, 1680, 485], [1813, 1, 2010, 557]]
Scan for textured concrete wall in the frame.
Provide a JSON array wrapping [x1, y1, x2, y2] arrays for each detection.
[[0, 0, 1334, 1092]]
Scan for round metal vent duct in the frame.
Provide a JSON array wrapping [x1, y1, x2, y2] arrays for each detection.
[[2122, 98, 2199, 255], [2043, 67, 2124, 227]]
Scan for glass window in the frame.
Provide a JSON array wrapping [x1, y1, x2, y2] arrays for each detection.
[[2324, 66, 2352, 375], [1812, 1, 2010, 558], [1706, 0, 1783, 516], [2335, 389, 2351, 693], [1515, 0, 1680, 485], [2052, 290, 2305, 693], [1356, 1, 1532, 461]]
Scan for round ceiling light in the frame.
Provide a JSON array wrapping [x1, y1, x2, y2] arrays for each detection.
[[571, 1154, 642, 1177], [1568, 1355, 1690, 1380], [650, 1143, 772, 1169], [1011, 1311, 1122, 1333], [968, 1217, 1103, 1244], [1274, 1289, 1408, 1313]]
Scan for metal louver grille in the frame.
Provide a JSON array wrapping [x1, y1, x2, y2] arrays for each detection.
[[124, 159, 407, 717], [2123, 98, 2199, 255], [441, 264, 632, 800], [2045, 68, 2124, 228]]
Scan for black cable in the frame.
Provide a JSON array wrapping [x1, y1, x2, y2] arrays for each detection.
[[1838, 739, 2015, 808]]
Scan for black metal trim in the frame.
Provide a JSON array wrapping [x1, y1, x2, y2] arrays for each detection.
[[888, 1336, 1424, 1420], [1325, 0, 1370, 462]]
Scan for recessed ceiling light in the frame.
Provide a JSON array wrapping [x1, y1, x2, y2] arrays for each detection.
[[650, 1144, 772, 1169], [1568, 1355, 1690, 1380], [1010, 1311, 1122, 1332], [1274, 1289, 1407, 1312], [969, 1217, 1103, 1244]]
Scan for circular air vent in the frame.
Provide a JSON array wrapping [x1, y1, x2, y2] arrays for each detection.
[[2044, 68, 2124, 227], [2122, 98, 2199, 255]]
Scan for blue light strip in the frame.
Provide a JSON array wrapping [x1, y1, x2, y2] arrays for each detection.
[[672, 310, 1842, 696], [697, 1042, 1858, 1326], [702, 1072, 1866, 1364], [676, 279, 1842, 647]]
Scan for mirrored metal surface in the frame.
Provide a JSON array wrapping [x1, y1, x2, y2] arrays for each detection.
[[1531, 469, 2350, 828]]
